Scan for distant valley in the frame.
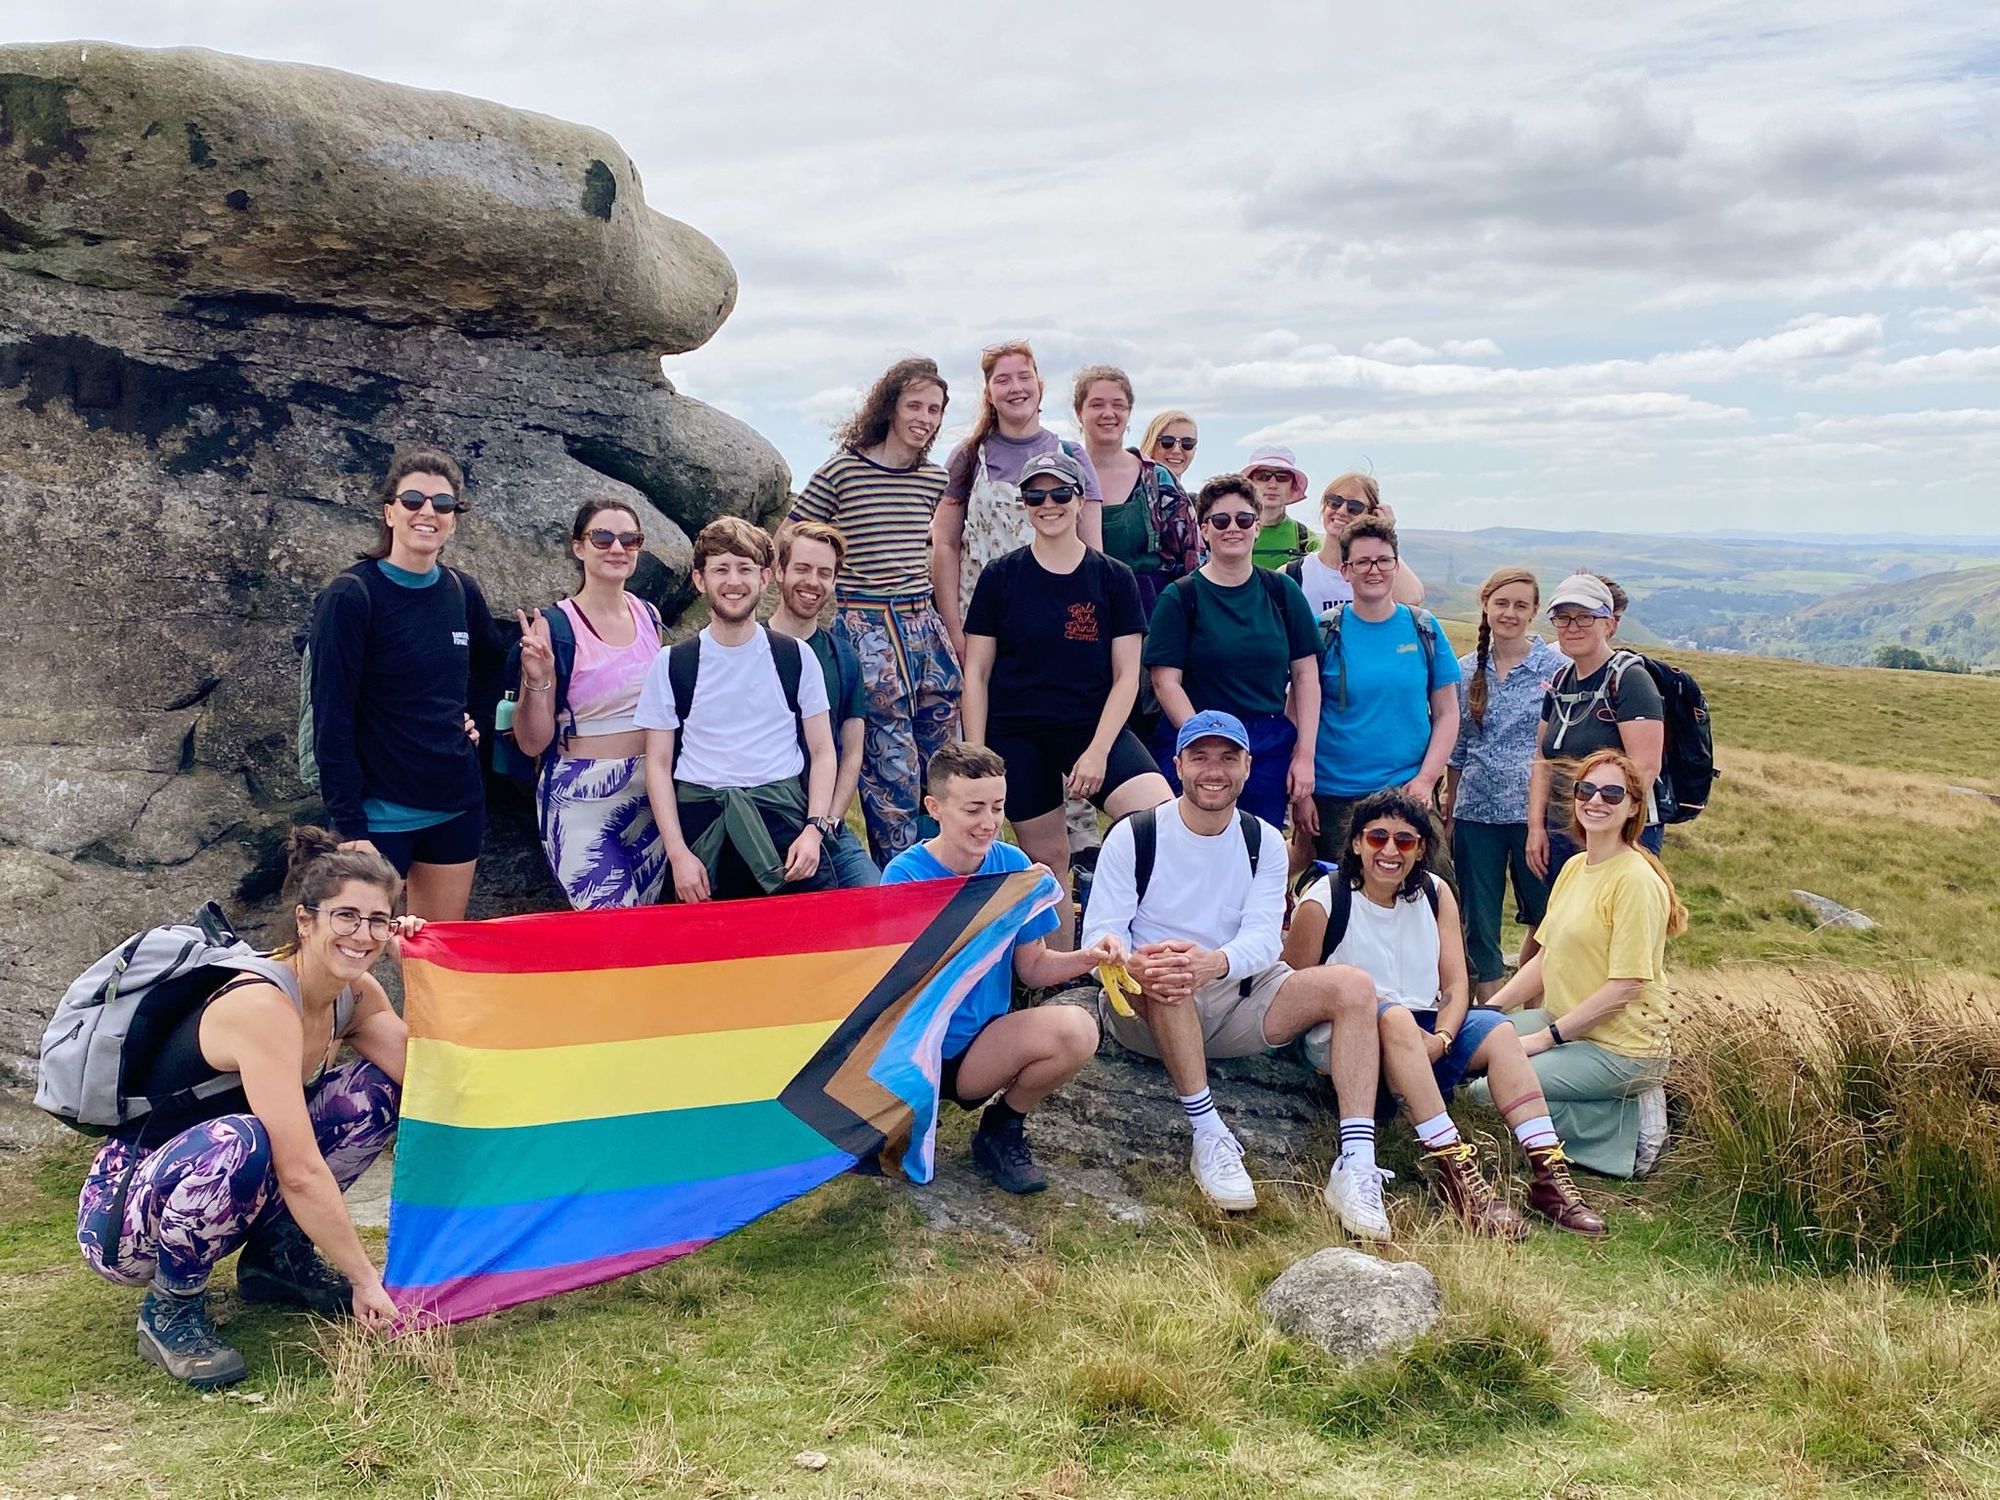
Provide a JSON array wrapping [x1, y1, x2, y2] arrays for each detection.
[[1393, 528, 2000, 669]]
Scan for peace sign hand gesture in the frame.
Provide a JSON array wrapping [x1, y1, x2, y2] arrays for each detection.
[[516, 609, 555, 692]]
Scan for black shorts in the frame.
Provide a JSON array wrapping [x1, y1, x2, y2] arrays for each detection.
[[986, 723, 1159, 823], [939, 1017, 1002, 1110], [366, 804, 487, 875]]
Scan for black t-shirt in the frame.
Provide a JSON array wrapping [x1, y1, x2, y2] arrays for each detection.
[[964, 546, 1145, 733], [1539, 652, 1664, 763]]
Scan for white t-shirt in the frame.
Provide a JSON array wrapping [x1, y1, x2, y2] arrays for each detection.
[[634, 626, 830, 789], [1294, 552, 1354, 615], [1298, 873, 1442, 1011], [1080, 801, 1287, 980]]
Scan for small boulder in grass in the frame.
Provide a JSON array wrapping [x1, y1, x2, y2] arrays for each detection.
[[1792, 890, 1876, 931], [1257, 1248, 1442, 1366]]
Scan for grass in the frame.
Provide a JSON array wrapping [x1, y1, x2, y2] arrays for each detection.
[[8, 648, 2000, 1495]]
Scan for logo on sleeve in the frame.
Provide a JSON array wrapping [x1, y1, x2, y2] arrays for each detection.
[[452, 631, 469, 646]]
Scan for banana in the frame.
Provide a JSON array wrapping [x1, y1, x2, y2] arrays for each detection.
[[1096, 961, 1142, 1018]]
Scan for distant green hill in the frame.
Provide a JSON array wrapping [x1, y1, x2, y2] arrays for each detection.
[[1742, 564, 2000, 669], [1377, 527, 2000, 664]]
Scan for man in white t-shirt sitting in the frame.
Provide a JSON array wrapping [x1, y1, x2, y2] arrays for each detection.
[[638, 517, 840, 902], [1080, 711, 1391, 1235]]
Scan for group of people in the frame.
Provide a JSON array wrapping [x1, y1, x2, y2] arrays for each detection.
[[72, 342, 1690, 1389]]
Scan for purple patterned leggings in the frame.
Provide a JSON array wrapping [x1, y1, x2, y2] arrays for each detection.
[[77, 1059, 400, 1294]]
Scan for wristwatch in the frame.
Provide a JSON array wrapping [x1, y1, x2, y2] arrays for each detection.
[[807, 815, 838, 839]]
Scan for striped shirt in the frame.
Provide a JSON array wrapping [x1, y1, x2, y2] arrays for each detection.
[[790, 448, 946, 598]]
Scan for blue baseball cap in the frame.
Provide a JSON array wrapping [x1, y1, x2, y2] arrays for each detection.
[[1175, 710, 1251, 755]]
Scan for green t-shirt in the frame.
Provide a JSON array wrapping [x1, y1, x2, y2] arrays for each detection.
[[1142, 570, 1321, 721], [1252, 517, 1316, 571]]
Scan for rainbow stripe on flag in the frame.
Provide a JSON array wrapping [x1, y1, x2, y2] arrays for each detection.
[[383, 870, 1059, 1324]]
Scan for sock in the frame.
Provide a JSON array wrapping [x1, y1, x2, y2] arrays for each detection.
[[978, 1097, 1025, 1136], [1338, 1117, 1377, 1171], [1414, 1111, 1460, 1149], [1514, 1114, 1559, 1152], [1180, 1089, 1231, 1140]]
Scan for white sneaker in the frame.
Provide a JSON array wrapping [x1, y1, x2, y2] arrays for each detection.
[[1324, 1156, 1395, 1241], [1191, 1131, 1258, 1211], [1634, 1083, 1669, 1177]]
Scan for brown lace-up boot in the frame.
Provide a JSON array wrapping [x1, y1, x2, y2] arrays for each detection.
[[1526, 1144, 1608, 1236], [1423, 1142, 1528, 1240]]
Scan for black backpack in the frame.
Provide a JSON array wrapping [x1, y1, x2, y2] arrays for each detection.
[[1171, 566, 1294, 638], [1553, 650, 1716, 824], [666, 626, 807, 774], [1305, 865, 1440, 965], [1129, 804, 1262, 902]]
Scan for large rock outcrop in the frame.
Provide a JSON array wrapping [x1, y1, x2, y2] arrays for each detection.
[[0, 42, 788, 1064]]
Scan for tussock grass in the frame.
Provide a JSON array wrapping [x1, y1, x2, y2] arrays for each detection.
[[1671, 968, 2000, 1276]]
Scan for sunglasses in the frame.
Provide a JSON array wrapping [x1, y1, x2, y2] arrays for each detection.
[[1155, 435, 1198, 451], [1360, 827, 1422, 851], [1019, 485, 1080, 505], [1346, 555, 1398, 572], [1573, 779, 1630, 807], [394, 489, 464, 514], [1328, 497, 1371, 516], [585, 528, 644, 550], [1247, 468, 1296, 484], [1204, 511, 1260, 530]]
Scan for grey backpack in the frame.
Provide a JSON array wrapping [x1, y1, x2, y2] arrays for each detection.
[[36, 902, 306, 1136]]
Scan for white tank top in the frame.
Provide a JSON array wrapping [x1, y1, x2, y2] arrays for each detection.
[[1308, 873, 1443, 1012]]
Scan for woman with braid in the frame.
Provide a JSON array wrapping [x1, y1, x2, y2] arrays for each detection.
[[1444, 570, 1567, 1000]]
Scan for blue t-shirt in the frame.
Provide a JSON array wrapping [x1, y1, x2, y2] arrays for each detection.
[[1316, 605, 1463, 796], [880, 839, 1059, 1059]]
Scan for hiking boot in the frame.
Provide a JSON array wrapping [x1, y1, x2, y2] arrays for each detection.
[[237, 1214, 352, 1317], [1633, 1083, 1669, 1177], [1424, 1141, 1529, 1240], [1191, 1131, 1258, 1212], [1323, 1156, 1395, 1241], [971, 1116, 1048, 1195], [1526, 1144, 1608, 1236], [137, 1287, 248, 1390]]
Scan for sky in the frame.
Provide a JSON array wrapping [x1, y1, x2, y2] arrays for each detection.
[[10, 2, 2000, 535]]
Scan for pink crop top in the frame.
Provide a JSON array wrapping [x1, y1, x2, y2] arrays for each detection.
[[558, 595, 662, 740]]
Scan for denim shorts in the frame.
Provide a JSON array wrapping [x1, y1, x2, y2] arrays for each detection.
[[1374, 1003, 1512, 1119]]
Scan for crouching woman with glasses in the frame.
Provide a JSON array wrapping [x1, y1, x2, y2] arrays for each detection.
[[508, 499, 669, 909], [1470, 750, 1687, 1178]]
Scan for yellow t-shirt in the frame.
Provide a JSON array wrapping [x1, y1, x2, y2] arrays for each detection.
[[1537, 848, 1670, 1059]]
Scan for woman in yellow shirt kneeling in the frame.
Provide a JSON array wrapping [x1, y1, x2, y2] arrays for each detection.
[[1470, 749, 1686, 1177]]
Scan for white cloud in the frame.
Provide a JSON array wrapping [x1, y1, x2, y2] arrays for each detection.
[[11, 0, 2000, 534]]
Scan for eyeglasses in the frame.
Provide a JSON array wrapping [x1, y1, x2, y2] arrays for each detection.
[[1550, 611, 1603, 630], [1247, 469, 1295, 484], [1328, 497, 1370, 516], [308, 905, 395, 940], [1204, 512, 1261, 530], [1573, 780, 1629, 807], [1360, 827, 1422, 851], [1346, 555, 1398, 572], [1019, 485, 1080, 505], [394, 489, 464, 514], [586, 529, 644, 550], [1155, 435, 1198, 451]]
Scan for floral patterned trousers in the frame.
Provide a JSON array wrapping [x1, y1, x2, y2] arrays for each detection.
[[833, 593, 961, 865], [77, 1058, 399, 1293]]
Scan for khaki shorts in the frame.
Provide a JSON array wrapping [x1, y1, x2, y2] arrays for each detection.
[[1102, 963, 1294, 1061]]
